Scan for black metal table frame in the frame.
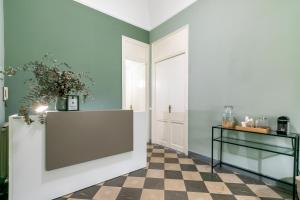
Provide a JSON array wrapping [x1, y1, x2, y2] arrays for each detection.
[[211, 126, 299, 200]]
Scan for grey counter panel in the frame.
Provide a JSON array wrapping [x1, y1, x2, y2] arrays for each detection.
[[46, 110, 133, 171]]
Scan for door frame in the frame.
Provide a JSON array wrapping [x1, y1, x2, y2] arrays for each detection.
[[122, 36, 151, 143], [151, 25, 189, 155], [122, 36, 150, 111]]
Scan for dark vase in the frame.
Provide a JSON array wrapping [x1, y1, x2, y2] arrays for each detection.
[[55, 96, 67, 111]]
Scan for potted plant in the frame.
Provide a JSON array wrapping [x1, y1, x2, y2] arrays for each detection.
[[1, 54, 94, 124]]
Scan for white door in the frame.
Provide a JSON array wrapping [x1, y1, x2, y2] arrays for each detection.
[[122, 36, 150, 142], [155, 54, 187, 152], [122, 36, 149, 112], [152, 26, 189, 154]]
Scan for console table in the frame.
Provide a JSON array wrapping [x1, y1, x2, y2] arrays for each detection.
[[211, 125, 299, 199]]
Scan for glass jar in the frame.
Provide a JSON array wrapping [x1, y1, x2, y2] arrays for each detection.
[[55, 96, 67, 111], [255, 116, 269, 128], [222, 106, 235, 128]]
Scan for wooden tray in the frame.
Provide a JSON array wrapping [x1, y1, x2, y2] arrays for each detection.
[[235, 126, 271, 134]]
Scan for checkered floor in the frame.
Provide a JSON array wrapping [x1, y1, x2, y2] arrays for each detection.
[[57, 144, 292, 200]]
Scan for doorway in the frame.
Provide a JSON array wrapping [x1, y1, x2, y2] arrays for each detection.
[[151, 26, 189, 154], [122, 36, 150, 140], [122, 36, 149, 111]]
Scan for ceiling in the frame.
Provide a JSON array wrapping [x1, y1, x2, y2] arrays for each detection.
[[74, 0, 197, 31]]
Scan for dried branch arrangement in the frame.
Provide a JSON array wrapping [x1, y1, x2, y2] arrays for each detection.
[[1, 54, 94, 124]]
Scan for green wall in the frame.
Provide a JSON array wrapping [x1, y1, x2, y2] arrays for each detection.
[[150, 0, 300, 181], [4, 0, 149, 118], [0, 0, 4, 123]]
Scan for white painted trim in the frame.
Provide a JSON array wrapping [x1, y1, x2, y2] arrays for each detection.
[[185, 26, 189, 156], [151, 43, 155, 147], [151, 25, 189, 155]]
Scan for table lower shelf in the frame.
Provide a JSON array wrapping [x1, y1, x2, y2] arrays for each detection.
[[213, 136, 294, 156], [212, 161, 293, 186]]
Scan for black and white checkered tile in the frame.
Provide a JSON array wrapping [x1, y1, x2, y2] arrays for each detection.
[[56, 144, 292, 200]]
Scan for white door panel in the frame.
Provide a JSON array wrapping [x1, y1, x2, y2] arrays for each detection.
[[156, 121, 170, 147], [155, 60, 171, 121], [170, 123, 185, 152], [170, 112, 185, 123], [152, 28, 188, 63], [169, 55, 185, 112], [168, 54, 186, 123]]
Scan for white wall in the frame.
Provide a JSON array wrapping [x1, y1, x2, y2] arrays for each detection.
[[0, 0, 4, 123], [149, 0, 197, 29], [74, 0, 151, 30]]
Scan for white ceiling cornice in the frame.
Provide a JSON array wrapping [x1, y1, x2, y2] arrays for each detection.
[[74, 0, 197, 31], [74, 0, 151, 30], [149, 0, 197, 29]]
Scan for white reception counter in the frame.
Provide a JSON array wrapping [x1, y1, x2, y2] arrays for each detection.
[[9, 111, 147, 200]]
